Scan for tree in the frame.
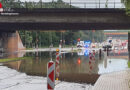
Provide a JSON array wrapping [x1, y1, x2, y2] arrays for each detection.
[[0, 0, 21, 8], [121, 0, 130, 16]]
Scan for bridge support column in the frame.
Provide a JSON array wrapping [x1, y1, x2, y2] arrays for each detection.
[[128, 32, 130, 60], [0, 31, 25, 53], [7, 31, 25, 53]]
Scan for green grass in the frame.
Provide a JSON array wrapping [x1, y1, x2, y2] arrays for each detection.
[[0, 57, 33, 63], [128, 61, 130, 68], [26, 45, 77, 49], [63, 45, 76, 48], [26, 48, 33, 50]]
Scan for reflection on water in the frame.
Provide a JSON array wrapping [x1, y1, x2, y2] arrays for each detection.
[[99, 58, 128, 74], [3, 49, 129, 84]]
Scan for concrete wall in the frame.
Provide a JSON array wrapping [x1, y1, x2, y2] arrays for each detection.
[[0, 31, 25, 53], [7, 31, 25, 53]]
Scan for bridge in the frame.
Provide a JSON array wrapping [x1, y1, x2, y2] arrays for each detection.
[[0, 1, 129, 53], [104, 32, 128, 37], [0, 8, 130, 31], [0, 1, 129, 31]]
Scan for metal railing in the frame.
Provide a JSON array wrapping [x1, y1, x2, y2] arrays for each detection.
[[3, 1, 126, 9]]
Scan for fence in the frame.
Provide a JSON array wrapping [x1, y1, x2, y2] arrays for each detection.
[[3, 1, 126, 9]]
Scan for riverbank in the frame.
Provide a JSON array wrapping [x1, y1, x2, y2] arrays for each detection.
[[21, 47, 101, 53], [0, 57, 32, 63], [0, 65, 93, 90]]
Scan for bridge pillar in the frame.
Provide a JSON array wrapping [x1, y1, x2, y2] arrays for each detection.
[[0, 31, 25, 53], [128, 32, 130, 60]]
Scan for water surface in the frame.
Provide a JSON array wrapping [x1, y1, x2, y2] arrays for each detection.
[[3, 49, 129, 84]]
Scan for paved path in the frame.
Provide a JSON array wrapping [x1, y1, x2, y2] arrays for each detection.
[[93, 69, 130, 90]]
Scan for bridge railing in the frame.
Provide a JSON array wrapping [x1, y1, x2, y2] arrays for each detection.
[[68, 2, 125, 8], [4, 1, 125, 9]]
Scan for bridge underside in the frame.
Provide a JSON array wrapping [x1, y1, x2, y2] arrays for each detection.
[[0, 8, 130, 31], [0, 22, 130, 31]]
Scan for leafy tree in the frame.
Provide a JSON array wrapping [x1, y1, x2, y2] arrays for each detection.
[[121, 0, 130, 16], [0, 0, 20, 8], [0, 0, 75, 8], [19, 30, 105, 48]]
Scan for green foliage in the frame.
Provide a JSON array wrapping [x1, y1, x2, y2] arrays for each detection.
[[0, 0, 75, 8], [19, 31, 33, 48], [79, 30, 105, 42], [121, 0, 130, 16], [0, 0, 21, 8], [128, 61, 130, 68], [126, 1, 130, 15], [0, 57, 32, 63], [19, 30, 105, 48]]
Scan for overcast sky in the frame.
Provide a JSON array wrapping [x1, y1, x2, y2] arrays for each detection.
[[19, 0, 123, 8]]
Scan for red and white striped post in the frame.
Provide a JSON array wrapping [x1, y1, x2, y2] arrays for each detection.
[[56, 50, 60, 80], [89, 52, 92, 60], [47, 61, 55, 90], [89, 52, 93, 73], [92, 50, 95, 60], [0, 2, 3, 13]]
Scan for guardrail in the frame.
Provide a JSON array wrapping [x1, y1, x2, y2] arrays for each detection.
[[3, 1, 126, 9]]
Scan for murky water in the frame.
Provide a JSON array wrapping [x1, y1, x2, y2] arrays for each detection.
[[2, 49, 129, 84]]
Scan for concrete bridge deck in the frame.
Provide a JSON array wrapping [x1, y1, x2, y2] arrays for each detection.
[[0, 8, 130, 31], [93, 69, 130, 90]]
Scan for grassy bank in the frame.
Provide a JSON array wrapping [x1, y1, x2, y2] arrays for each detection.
[[128, 61, 130, 68], [0, 57, 33, 63]]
